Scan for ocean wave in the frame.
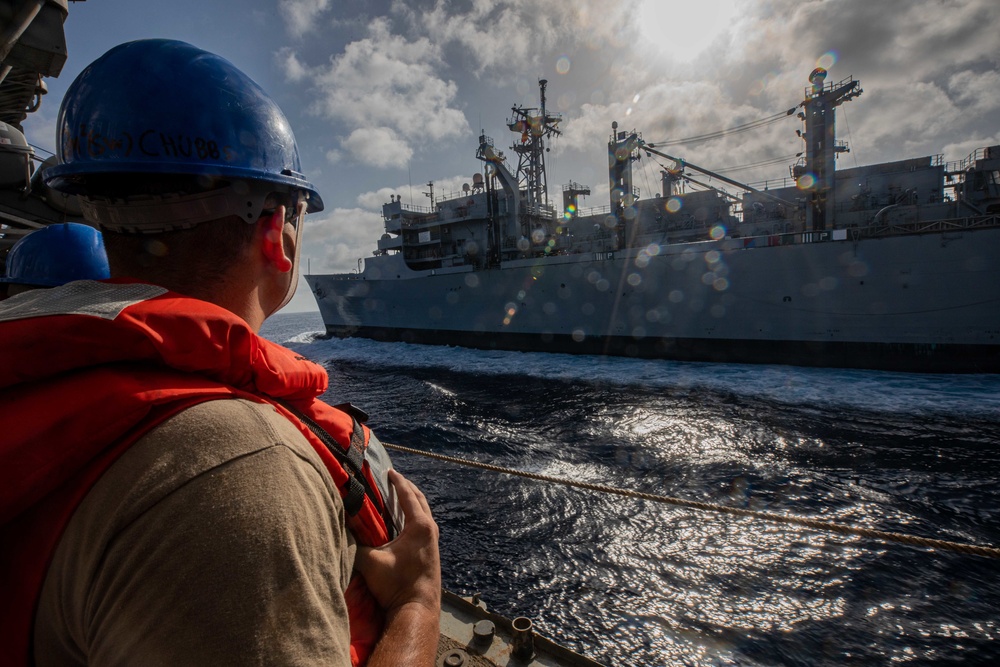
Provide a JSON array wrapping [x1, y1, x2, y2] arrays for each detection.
[[276, 334, 1000, 418]]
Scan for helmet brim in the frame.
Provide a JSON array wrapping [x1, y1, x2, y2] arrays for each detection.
[[45, 162, 324, 214]]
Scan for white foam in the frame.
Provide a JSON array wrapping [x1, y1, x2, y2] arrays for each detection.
[[280, 336, 1000, 418]]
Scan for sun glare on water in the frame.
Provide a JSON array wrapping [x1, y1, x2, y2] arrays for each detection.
[[636, 0, 740, 61]]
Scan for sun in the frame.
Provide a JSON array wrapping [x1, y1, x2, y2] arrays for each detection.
[[636, 0, 740, 62]]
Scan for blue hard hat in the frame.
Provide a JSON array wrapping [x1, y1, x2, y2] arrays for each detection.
[[0, 223, 110, 287], [44, 39, 323, 213]]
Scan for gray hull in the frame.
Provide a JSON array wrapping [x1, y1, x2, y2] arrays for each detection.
[[308, 228, 1000, 373]]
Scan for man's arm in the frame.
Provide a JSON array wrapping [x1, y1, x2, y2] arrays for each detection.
[[357, 470, 441, 666]]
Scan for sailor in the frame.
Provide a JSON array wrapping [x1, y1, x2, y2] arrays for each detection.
[[0, 222, 110, 300], [0, 39, 440, 666]]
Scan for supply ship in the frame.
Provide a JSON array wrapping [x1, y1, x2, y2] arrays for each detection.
[[307, 72, 1000, 373]]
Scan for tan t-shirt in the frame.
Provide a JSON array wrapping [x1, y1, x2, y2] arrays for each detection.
[[33, 398, 357, 666]]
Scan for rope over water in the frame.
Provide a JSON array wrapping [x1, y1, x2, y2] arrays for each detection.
[[383, 442, 1000, 560]]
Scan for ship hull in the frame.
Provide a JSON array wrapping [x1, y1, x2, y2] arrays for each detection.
[[309, 228, 1000, 373]]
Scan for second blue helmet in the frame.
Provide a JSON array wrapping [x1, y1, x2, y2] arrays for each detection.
[[1, 223, 110, 287]]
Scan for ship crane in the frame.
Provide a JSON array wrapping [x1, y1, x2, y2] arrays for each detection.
[[679, 174, 742, 203], [641, 142, 797, 209]]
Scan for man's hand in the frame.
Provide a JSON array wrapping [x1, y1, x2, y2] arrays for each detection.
[[356, 469, 440, 616], [358, 470, 441, 666], [355, 470, 441, 614]]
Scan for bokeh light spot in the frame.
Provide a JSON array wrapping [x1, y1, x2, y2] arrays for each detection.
[[797, 173, 817, 190]]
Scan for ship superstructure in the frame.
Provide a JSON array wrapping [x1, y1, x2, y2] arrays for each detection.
[[309, 71, 1000, 373], [0, 0, 81, 262]]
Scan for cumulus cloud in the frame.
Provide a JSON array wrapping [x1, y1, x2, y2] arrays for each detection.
[[397, 0, 635, 81], [275, 46, 309, 82], [293, 17, 469, 168], [341, 127, 414, 168], [356, 186, 402, 210], [282, 0, 331, 38], [302, 206, 386, 273], [947, 69, 1000, 119]]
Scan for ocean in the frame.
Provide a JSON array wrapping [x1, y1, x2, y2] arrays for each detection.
[[261, 310, 1000, 666]]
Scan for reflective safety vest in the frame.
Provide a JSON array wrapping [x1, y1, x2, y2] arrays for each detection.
[[0, 280, 397, 666]]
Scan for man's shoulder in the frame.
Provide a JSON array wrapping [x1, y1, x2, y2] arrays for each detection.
[[44, 397, 346, 600], [150, 398, 315, 460], [135, 397, 332, 494], [92, 398, 333, 526]]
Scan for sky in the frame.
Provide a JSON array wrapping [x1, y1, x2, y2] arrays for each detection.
[[21, 0, 1000, 312]]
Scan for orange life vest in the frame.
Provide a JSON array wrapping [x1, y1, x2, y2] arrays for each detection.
[[0, 280, 393, 666]]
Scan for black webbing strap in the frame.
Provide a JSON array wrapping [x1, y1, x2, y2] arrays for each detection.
[[346, 419, 366, 473], [279, 401, 378, 519], [341, 476, 366, 517]]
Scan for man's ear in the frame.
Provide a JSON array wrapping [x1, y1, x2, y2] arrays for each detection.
[[260, 207, 293, 272]]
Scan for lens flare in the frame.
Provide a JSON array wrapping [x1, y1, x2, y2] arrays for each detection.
[[666, 197, 682, 213], [556, 56, 571, 75], [709, 225, 726, 240], [796, 173, 817, 190], [817, 51, 837, 70]]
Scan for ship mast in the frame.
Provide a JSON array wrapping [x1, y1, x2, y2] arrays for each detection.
[[797, 68, 862, 231], [508, 79, 561, 215], [608, 122, 642, 250]]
